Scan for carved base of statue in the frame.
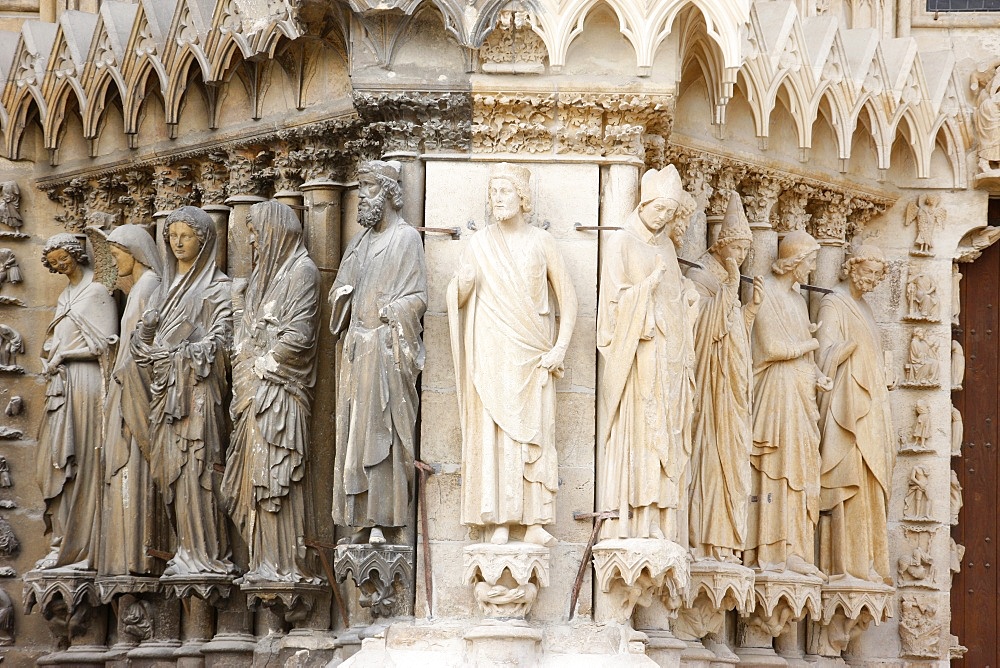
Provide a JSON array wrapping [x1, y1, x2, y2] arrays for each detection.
[[464, 620, 544, 666], [673, 559, 755, 662], [243, 580, 331, 626], [809, 577, 893, 657], [25, 569, 107, 666], [591, 538, 690, 625], [736, 570, 822, 665], [335, 543, 414, 619], [160, 572, 233, 605], [122, 597, 183, 664], [463, 542, 550, 620]]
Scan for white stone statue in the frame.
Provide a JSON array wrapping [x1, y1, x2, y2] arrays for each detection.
[[904, 195, 944, 256], [329, 161, 427, 545], [952, 406, 963, 456], [597, 164, 697, 542], [973, 62, 1000, 176], [36, 234, 119, 570], [0, 325, 22, 369], [912, 399, 932, 451], [904, 327, 940, 386], [817, 243, 895, 583], [905, 269, 938, 320], [0, 182, 21, 232], [686, 193, 762, 560], [746, 230, 828, 578], [952, 340, 965, 390], [952, 264, 962, 327], [950, 470, 963, 525], [448, 163, 578, 547], [222, 200, 322, 583], [903, 466, 931, 521]]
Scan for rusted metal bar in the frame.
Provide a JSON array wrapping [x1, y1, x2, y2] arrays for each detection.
[[305, 538, 351, 629], [415, 460, 435, 617], [145, 547, 173, 561], [568, 510, 619, 620], [573, 223, 620, 232]]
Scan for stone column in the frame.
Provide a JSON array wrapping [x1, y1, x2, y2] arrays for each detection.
[[740, 172, 785, 280], [177, 597, 215, 664], [384, 151, 425, 230], [807, 192, 850, 319], [202, 205, 231, 272], [678, 155, 719, 260]]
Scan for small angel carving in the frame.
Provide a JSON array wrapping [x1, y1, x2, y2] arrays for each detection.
[[904, 195, 945, 256]]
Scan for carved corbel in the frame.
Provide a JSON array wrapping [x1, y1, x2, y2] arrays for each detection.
[[23, 570, 102, 649], [463, 543, 550, 620], [807, 191, 851, 243], [591, 539, 690, 624], [739, 172, 788, 229], [152, 163, 197, 216], [196, 151, 231, 206], [775, 184, 813, 235], [334, 544, 414, 619], [810, 580, 893, 657]]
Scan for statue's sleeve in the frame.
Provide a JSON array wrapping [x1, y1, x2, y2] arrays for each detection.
[[270, 261, 320, 368]]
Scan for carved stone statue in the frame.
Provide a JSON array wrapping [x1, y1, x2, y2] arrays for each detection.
[[746, 230, 827, 577], [950, 470, 963, 525], [448, 163, 577, 547], [36, 233, 118, 569], [903, 466, 931, 520], [686, 193, 761, 559], [100, 224, 165, 577], [904, 327, 940, 386], [952, 406, 964, 456], [131, 207, 234, 578], [972, 62, 1000, 176], [0, 249, 21, 293], [817, 244, 894, 583], [596, 164, 696, 542], [912, 400, 932, 451], [952, 340, 965, 389], [904, 195, 944, 256], [905, 269, 938, 321], [952, 264, 962, 327], [0, 325, 23, 369], [330, 161, 427, 545], [0, 457, 11, 488], [899, 595, 941, 658], [222, 200, 322, 583], [0, 182, 21, 232]]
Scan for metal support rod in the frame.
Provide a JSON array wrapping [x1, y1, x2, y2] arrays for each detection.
[[414, 226, 461, 239], [568, 510, 619, 620], [415, 460, 435, 617], [304, 538, 351, 629]]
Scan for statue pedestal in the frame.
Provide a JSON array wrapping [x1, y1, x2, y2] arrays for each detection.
[[591, 538, 690, 624], [463, 542, 550, 619], [160, 573, 234, 605], [95, 577, 164, 660], [25, 569, 107, 667], [334, 543, 415, 619], [242, 580, 330, 627], [809, 578, 893, 658], [735, 570, 822, 666], [464, 620, 543, 666], [674, 559, 754, 662]]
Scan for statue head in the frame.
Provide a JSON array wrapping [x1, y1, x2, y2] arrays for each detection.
[[164, 206, 212, 266], [107, 224, 161, 278], [771, 230, 819, 282], [710, 192, 753, 265], [358, 160, 403, 229], [41, 233, 88, 275], [638, 165, 696, 246], [488, 163, 532, 222], [842, 243, 887, 294]]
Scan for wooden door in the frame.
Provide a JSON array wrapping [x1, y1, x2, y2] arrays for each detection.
[[951, 204, 1000, 667]]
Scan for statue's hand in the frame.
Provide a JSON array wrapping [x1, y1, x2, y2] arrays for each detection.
[[816, 372, 833, 392], [457, 263, 476, 292], [724, 257, 741, 288], [538, 346, 566, 377], [751, 275, 765, 306]]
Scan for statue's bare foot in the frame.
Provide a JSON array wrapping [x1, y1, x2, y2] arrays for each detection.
[[34, 552, 58, 570], [369, 527, 386, 545], [786, 554, 827, 581], [524, 525, 556, 548], [490, 525, 509, 545]]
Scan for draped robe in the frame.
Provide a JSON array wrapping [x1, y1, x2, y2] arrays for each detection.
[[448, 223, 573, 529], [135, 221, 233, 578], [817, 288, 894, 582], [223, 205, 322, 581], [332, 219, 426, 529], [597, 212, 695, 542], [686, 253, 753, 557], [37, 269, 117, 568], [747, 277, 821, 570]]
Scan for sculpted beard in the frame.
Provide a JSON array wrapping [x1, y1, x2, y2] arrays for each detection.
[[358, 187, 387, 229]]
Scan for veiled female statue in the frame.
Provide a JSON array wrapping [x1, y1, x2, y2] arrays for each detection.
[[817, 244, 894, 583], [222, 200, 321, 583], [597, 164, 698, 542], [36, 233, 118, 569], [448, 163, 578, 547], [746, 231, 828, 578], [100, 225, 166, 577], [686, 194, 762, 561], [132, 207, 233, 578]]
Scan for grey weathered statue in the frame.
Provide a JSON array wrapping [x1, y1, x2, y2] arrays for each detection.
[[0, 182, 21, 232], [448, 163, 577, 547], [36, 233, 118, 569], [131, 207, 234, 578], [597, 164, 696, 543], [330, 161, 427, 545], [222, 200, 322, 583], [0, 325, 22, 368], [817, 244, 894, 584], [100, 225, 165, 577]]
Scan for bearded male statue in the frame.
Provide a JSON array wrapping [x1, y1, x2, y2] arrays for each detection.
[[330, 160, 428, 545]]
